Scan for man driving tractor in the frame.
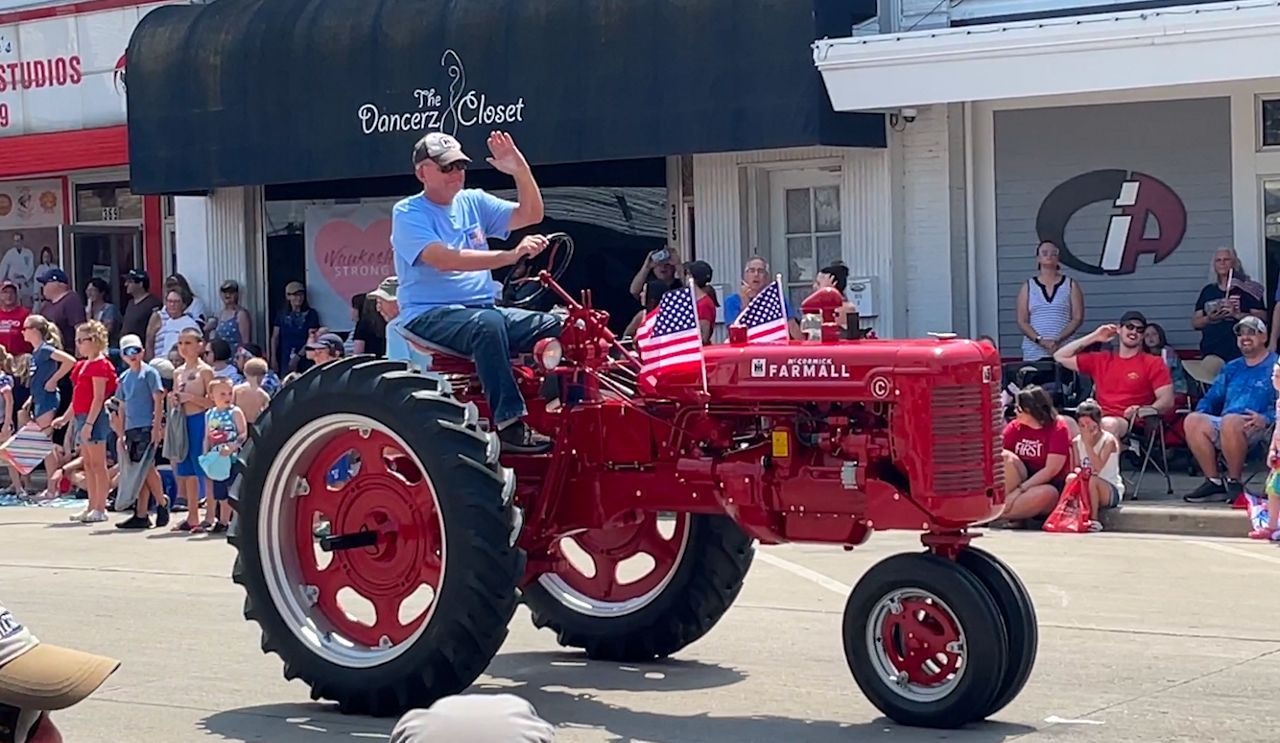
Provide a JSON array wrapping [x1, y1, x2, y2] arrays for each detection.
[[390, 130, 562, 453]]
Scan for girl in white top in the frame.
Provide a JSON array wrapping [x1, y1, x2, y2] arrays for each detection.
[[1071, 399, 1124, 531]]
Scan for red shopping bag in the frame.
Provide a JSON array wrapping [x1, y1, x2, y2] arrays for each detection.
[[1043, 467, 1093, 533]]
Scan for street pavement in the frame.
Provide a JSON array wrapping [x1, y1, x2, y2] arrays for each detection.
[[4, 505, 1279, 742]]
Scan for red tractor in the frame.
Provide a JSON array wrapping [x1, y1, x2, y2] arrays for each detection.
[[230, 235, 1036, 730]]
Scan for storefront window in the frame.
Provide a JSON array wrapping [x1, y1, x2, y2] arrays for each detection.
[[773, 171, 844, 311], [264, 184, 667, 340], [1265, 179, 1280, 311], [75, 182, 143, 223], [1263, 99, 1280, 149]]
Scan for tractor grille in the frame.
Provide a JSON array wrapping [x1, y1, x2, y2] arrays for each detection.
[[931, 384, 999, 494]]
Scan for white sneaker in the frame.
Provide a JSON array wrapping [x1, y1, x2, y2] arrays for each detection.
[[80, 510, 107, 523], [69, 508, 89, 522]]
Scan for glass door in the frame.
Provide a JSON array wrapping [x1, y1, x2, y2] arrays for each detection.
[[769, 168, 845, 310], [1265, 179, 1280, 315], [60, 224, 143, 309]]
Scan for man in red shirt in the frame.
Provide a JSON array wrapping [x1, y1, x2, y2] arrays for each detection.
[[0, 281, 31, 355], [1054, 311, 1174, 439]]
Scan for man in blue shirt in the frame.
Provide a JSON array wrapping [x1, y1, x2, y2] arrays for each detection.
[[1184, 315, 1279, 503], [390, 131, 560, 453]]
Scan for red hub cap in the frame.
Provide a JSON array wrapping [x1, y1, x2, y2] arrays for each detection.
[[293, 429, 442, 648], [869, 589, 966, 701], [541, 512, 689, 611]]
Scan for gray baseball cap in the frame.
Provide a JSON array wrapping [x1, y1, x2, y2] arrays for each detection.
[[413, 132, 471, 167], [390, 693, 554, 742]]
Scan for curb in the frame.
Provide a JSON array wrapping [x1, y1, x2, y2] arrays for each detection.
[[1100, 503, 1247, 539]]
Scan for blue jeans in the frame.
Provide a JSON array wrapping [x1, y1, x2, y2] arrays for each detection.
[[405, 305, 562, 425]]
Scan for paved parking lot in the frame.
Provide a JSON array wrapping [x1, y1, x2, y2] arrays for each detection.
[[4, 505, 1279, 742]]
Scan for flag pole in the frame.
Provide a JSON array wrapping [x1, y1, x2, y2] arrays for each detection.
[[689, 277, 709, 396]]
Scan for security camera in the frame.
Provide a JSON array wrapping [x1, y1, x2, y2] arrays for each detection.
[[901, 108, 918, 123]]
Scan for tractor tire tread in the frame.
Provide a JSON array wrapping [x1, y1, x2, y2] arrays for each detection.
[[524, 514, 754, 662], [232, 361, 523, 718]]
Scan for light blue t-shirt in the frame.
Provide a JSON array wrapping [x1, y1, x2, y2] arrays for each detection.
[[389, 189, 517, 321], [115, 363, 162, 431], [1196, 351, 1280, 422]]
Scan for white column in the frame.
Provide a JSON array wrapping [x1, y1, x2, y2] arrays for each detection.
[[174, 187, 253, 314]]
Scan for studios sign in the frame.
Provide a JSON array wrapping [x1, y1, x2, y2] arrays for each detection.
[[356, 49, 525, 137]]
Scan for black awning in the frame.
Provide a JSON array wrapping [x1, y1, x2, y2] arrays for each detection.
[[125, 0, 884, 194]]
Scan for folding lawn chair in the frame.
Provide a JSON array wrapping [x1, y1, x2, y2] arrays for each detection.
[[1121, 406, 1176, 498]]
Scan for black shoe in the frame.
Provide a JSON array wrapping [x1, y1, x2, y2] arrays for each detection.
[[116, 515, 151, 530], [499, 421, 553, 454], [1184, 478, 1230, 503], [155, 502, 170, 528], [1225, 478, 1245, 502]]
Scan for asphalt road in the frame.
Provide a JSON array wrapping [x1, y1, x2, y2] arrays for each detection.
[[4, 506, 1278, 742]]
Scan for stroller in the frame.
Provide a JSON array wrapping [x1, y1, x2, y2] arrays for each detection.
[[1000, 357, 1087, 419]]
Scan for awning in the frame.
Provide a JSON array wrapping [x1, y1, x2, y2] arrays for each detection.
[[125, 0, 885, 195], [813, 0, 1280, 111]]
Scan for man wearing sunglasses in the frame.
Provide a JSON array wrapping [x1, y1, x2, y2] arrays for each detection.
[[1, 600, 120, 742], [391, 130, 561, 453], [1054, 311, 1174, 439]]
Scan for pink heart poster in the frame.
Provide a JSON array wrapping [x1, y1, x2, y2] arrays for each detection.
[[304, 203, 396, 330]]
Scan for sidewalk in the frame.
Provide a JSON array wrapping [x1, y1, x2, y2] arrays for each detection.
[[1100, 465, 1256, 539]]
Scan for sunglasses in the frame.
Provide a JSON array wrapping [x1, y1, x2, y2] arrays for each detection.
[[1122, 323, 1145, 332], [123, 347, 142, 357], [436, 161, 467, 174], [1236, 327, 1262, 336]]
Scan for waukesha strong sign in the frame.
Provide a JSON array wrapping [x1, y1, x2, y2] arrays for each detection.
[[356, 50, 525, 137]]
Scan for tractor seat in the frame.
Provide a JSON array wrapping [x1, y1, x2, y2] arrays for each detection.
[[393, 324, 532, 376]]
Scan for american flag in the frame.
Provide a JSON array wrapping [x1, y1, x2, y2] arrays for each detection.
[[635, 284, 705, 384], [732, 279, 790, 343]]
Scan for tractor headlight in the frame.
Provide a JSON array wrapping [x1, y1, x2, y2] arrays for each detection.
[[534, 338, 563, 370]]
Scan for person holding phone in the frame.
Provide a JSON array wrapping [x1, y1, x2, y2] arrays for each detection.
[[628, 246, 680, 302], [1194, 247, 1266, 362]]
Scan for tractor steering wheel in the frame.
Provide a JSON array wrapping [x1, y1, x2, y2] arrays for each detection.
[[501, 232, 574, 309]]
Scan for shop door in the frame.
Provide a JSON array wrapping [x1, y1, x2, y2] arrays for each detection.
[[60, 225, 143, 308], [769, 168, 844, 310]]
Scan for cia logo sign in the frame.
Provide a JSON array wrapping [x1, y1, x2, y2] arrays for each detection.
[[869, 376, 891, 399], [750, 359, 767, 377]]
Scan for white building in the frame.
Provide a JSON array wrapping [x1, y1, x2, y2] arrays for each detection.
[[815, 0, 1280, 355]]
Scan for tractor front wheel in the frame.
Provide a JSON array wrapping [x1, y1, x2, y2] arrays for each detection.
[[523, 512, 753, 662], [231, 357, 523, 717], [843, 552, 1008, 729], [956, 546, 1038, 720]]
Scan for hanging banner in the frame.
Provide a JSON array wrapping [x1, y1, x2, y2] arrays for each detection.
[[304, 202, 394, 330]]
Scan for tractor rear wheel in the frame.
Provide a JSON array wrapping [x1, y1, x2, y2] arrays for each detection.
[[523, 512, 753, 662], [956, 546, 1038, 720], [843, 552, 1008, 729], [231, 357, 523, 717]]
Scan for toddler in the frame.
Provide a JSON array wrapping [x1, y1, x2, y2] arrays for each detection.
[[201, 376, 246, 532], [233, 357, 271, 425], [1069, 399, 1124, 532], [1253, 361, 1280, 540]]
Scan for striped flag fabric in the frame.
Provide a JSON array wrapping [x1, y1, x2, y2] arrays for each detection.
[[635, 284, 705, 386], [732, 278, 790, 343]]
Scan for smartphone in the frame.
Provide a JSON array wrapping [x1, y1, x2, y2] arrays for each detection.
[[650, 248, 670, 263]]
